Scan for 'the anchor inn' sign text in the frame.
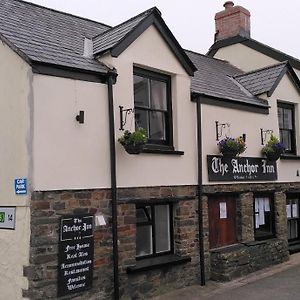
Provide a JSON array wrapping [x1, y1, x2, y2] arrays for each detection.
[[207, 155, 277, 181]]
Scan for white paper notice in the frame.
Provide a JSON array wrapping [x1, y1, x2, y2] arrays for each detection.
[[255, 199, 259, 213], [255, 214, 260, 229], [259, 198, 265, 225], [264, 198, 270, 212], [292, 204, 298, 218], [219, 202, 227, 219], [286, 205, 292, 218]]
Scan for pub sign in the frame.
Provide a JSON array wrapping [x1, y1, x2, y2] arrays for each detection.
[[58, 214, 94, 297], [207, 155, 277, 182]]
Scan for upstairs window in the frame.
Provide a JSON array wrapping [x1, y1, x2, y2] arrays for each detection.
[[277, 102, 296, 154], [134, 68, 173, 147]]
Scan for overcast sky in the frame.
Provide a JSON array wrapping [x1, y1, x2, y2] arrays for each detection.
[[25, 0, 300, 58]]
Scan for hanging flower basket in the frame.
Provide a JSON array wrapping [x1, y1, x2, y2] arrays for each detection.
[[123, 143, 145, 155], [265, 150, 282, 162], [118, 128, 147, 155], [262, 135, 285, 162], [218, 136, 246, 158]]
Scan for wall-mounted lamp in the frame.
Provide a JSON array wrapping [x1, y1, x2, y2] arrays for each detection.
[[215, 121, 230, 141], [94, 212, 106, 227], [242, 134, 246, 142], [119, 106, 134, 131], [76, 110, 85, 124], [260, 128, 273, 145]]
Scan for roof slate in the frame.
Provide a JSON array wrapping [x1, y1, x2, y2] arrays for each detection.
[[0, 0, 111, 73], [93, 7, 157, 55], [234, 62, 287, 96], [186, 50, 269, 108]]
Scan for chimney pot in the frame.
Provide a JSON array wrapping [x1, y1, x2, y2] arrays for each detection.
[[224, 1, 234, 9]]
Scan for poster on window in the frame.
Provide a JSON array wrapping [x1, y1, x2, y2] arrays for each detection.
[[259, 198, 265, 225], [255, 214, 260, 229], [286, 205, 292, 218], [219, 202, 227, 219], [292, 204, 298, 218], [255, 199, 259, 213]]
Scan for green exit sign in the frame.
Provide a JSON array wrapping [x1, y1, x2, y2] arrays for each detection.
[[0, 212, 5, 223]]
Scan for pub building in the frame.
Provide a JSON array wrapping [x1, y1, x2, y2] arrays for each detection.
[[1, 0, 300, 299]]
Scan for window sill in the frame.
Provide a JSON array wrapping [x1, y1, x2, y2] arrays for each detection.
[[126, 254, 191, 274], [142, 145, 184, 155], [280, 154, 300, 160]]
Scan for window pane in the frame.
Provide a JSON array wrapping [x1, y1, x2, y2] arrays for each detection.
[[136, 207, 151, 223], [280, 130, 291, 151], [278, 107, 283, 128], [155, 205, 171, 253], [150, 80, 167, 110], [135, 109, 149, 137], [136, 225, 153, 257], [283, 108, 293, 129], [134, 75, 150, 108], [149, 111, 166, 140]]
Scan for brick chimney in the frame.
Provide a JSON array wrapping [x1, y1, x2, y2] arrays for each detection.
[[215, 1, 250, 41]]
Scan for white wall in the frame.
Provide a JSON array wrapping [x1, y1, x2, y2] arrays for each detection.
[[100, 25, 197, 187], [33, 76, 111, 190], [202, 73, 300, 184], [213, 43, 278, 72], [0, 40, 32, 299]]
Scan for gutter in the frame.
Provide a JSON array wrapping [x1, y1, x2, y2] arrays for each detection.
[[196, 97, 206, 286], [107, 70, 120, 299]]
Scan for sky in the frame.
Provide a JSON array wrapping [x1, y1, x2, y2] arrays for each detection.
[[25, 0, 300, 58]]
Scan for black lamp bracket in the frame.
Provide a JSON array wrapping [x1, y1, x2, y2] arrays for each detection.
[[216, 121, 230, 141], [260, 128, 273, 145], [119, 106, 134, 131]]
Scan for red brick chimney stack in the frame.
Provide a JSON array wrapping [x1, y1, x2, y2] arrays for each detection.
[[215, 1, 251, 41]]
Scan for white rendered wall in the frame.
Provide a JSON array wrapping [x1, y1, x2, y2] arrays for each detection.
[[0, 41, 31, 299], [33, 76, 111, 190], [202, 73, 300, 185], [100, 25, 198, 187]]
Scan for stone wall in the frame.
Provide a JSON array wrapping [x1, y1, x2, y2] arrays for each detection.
[[117, 186, 200, 299], [204, 182, 294, 282], [23, 181, 298, 299], [25, 185, 202, 300], [210, 239, 289, 281], [24, 190, 114, 300]]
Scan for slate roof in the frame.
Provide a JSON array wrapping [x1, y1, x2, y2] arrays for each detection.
[[186, 50, 269, 108], [93, 7, 157, 55], [234, 62, 288, 96], [0, 0, 111, 73]]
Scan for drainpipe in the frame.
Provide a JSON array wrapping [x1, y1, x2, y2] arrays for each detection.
[[107, 70, 119, 299], [196, 97, 206, 286]]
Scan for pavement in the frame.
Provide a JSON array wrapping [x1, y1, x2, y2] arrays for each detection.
[[152, 252, 300, 300]]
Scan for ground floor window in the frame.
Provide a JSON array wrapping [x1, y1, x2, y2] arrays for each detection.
[[136, 203, 173, 258], [286, 197, 300, 241], [254, 195, 275, 240]]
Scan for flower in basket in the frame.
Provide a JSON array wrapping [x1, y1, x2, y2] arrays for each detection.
[[218, 136, 246, 157], [262, 135, 285, 161], [118, 128, 148, 154]]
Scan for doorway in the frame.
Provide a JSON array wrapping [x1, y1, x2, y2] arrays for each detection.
[[208, 195, 237, 249]]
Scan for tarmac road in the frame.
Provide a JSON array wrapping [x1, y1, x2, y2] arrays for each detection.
[[152, 253, 300, 300]]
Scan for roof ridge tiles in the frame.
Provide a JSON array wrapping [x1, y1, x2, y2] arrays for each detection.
[[20, 0, 111, 29], [92, 6, 159, 41]]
